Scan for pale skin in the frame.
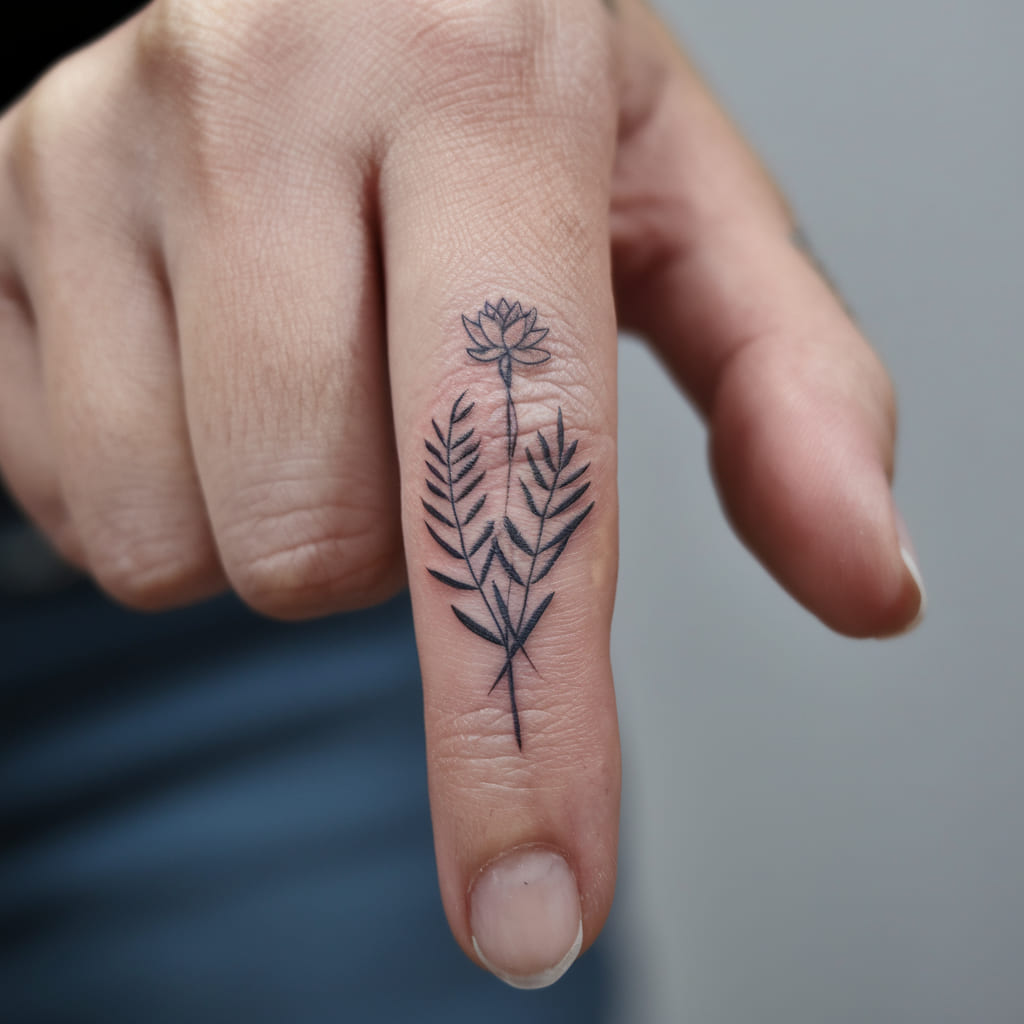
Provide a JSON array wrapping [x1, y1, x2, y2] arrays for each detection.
[[0, 0, 923, 987]]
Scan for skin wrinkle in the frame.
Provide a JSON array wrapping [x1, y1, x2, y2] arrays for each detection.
[[378, 0, 612, 147], [426, 580, 602, 694], [219, 490, 392, 557], [411, 372, 609, 451], [435, 707, 581, 757], [384, 175, 605, 288], [88, 531, 219, 608], [230, 533, 404, 614], [433, 722, 604, 792], [425, 549, 607, 740]]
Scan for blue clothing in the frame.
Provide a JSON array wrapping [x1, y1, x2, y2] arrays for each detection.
[[1, 576, 609, 1022]]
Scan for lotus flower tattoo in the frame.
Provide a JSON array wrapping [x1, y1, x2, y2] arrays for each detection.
[[424, 299, 593, 750], [462, 298, 551, 382], [462, 299, 550, 470]]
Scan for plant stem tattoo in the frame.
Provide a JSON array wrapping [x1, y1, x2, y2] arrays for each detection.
[[463, 299, 551, 502], [423, 300, 594, 750]]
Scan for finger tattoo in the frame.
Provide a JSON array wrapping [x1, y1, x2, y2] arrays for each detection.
[[423, 300, 595, 751]]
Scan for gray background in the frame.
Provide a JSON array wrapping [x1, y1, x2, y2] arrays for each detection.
[[610, 1, 1024, 1021]]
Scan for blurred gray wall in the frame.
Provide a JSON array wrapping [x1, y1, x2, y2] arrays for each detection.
[[611, 1, 1024, 1021]]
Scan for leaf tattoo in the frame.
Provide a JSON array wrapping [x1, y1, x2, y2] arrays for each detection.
[[425, 301, 593, 750]]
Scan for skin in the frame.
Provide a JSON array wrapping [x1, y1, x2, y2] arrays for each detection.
[[0, 0, 921, 971]]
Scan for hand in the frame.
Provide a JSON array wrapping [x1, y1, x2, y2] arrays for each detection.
[[0, 0, 923, 988]]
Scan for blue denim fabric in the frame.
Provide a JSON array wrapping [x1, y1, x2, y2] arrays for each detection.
[[0, 585, 609, 1022]]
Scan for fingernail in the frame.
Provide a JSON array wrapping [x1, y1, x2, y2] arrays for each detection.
[[893, 506, 927, 635], [469, 846, 583, 990]]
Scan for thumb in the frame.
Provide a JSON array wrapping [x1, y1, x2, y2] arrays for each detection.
[[612, 1, 924, 637]]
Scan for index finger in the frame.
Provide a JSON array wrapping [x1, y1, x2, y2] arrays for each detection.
[[379, 2, 621, 989]]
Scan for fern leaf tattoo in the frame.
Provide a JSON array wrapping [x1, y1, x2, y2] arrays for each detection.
[[425, 301, 593, 750]]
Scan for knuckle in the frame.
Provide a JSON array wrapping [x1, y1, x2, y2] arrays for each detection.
[[435, 701, 585, 776], [423, 358, 611, 459], [7, 65, 82, 221], [395, 0, 610, 114], [222, 499, 404, 619], [134, 0, 248, 153], [136, 0, 337, 109], [400, 0, 546, 65], [7, 44, 133, 231], [134, 0, 236, 96], [429, 690, 616, 809], [134, 0, 348, 198], [88, 521, 220, 610], [134, 2, 268, 150]]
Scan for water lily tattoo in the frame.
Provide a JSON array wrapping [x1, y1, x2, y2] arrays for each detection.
[[425, 300, 593, 750], [462, 299, 550, 473]]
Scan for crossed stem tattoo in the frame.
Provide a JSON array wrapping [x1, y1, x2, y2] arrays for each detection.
[[422, 299, 594, 750]]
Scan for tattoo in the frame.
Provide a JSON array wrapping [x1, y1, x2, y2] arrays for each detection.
[[424, 300, 594, 750]]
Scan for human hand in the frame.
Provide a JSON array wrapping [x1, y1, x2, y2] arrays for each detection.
[[0, 0, 924, 988]]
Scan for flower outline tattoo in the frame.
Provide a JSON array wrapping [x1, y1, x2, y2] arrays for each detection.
[[462, 298, 551, 384], [425, 300, 592, 751], [462, 299, 550, 472]]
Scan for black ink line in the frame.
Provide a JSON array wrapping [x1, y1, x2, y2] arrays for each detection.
[[427, 301, 593, 750], [490, 408, 593, 693], [425, 392, 529, 745]]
